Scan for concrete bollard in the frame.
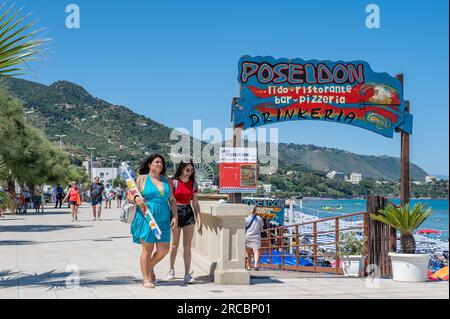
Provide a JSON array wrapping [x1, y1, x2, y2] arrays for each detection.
[[191, 201, 252, 285]]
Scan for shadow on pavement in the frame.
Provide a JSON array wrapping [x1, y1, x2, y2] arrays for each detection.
[[14, 211, 70, 216], [0, 224, 91, 233], [250, 275, 284, 284], [1, 236, 131, 246], [0, 240, 36, 246], [0, 269, 144, 290]]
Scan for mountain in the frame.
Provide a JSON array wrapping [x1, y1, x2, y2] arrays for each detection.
[[0, 78, 174, 167], [278, 144, 428, 181], [1, 77, 428, 181]]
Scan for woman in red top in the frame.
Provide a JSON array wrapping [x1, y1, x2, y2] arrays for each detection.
[[63, 181, 80, 222], [168, 160, 202, 284]]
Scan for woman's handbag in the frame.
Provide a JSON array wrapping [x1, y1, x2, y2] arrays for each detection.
[[119, 175, 146, 224], [76, 193, 82, 207], [120, 201, 137, 224]]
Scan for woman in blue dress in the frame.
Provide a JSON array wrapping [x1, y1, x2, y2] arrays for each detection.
[[128, 154, 178, 288]]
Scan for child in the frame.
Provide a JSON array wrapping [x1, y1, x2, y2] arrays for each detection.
[[33, 192, 43, 213], [17, 192, 27, 214]]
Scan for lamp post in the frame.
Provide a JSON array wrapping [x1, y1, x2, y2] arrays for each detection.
[[55, 134, 67, 150], [109, 156, 117, 184], [87, 147, 96, 181], [109, 155, 117, 168]]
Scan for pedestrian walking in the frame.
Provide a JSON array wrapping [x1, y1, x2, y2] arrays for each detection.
[[55, 184, 64, 208], [245, 206, 264, 271], [63, 181, 81, 222], [115, 184, 124, 208], [90, 177, 105, 221], [167, 159, 203, 284], [127, 154, 178, 288], [104, 183, 114, 209]]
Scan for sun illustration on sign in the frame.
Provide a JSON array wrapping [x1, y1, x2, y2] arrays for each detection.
[[366, 112, 392, 129]]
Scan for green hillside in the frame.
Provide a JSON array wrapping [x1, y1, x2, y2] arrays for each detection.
[[0, 78, 174, 168], [278, 144, 428, 181]]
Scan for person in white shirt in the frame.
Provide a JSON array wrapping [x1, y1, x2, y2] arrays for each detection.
[[245, 206, 264, 271]]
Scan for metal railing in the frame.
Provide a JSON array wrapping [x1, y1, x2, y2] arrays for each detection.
[[257, 212, 369, 274]]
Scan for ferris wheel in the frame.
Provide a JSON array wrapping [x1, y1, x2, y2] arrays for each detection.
[[194, 163, 215, 185]]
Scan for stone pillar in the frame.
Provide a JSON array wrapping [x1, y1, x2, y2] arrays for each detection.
[[192, 201, 252, 285]]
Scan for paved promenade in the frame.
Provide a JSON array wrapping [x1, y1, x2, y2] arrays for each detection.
[[0, 204, 448, 299]]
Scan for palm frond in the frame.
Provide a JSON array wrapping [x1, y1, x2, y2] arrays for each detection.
[[0, 3, 47, 77], [370, 203, 433, 235]]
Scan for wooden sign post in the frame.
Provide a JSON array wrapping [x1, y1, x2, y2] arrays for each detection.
[[229, 98, 244, 203], [396, 74, 410, 206]]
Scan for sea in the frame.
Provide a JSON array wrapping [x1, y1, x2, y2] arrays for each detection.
[[295, 198, 449, 241]]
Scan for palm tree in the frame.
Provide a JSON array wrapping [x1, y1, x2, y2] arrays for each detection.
[[0, 2, 46, 77], [370, 203, 432, 254], [0, 156, 15, 215], [0, 2, 47, 202]]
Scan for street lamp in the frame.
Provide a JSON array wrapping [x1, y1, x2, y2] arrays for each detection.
[[55, 134, 67, 150], [108, 156, 117, 186], [109, 155, 117, 168], [87, 147, 96, 181]]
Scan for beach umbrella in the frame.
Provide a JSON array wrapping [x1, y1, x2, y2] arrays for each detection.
[[430, 266, 449, 281], [417, 229, 441, 235]]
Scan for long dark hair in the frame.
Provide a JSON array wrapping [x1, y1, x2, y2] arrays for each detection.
[[173, 159, 196, 183], [137, 154, 166, 176]]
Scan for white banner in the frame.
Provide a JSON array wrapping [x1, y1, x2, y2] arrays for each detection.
[[219, 147, 257, 163]]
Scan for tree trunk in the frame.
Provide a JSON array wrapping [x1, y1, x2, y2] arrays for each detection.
[[29, 183, 35, 199], [7, 177, 17, 214], [400, 233, 416, 254], [7, 177, 16, 197]]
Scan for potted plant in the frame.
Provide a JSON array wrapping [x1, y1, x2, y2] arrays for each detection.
[[370, 203, 432, 282], [339, 232, 366, 277]]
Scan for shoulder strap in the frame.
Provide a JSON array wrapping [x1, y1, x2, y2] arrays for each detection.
[[193, 180, 198, 192], [137, 175, 146, 193], [245, 214, 258, 232], [173, 179, 179, 192]]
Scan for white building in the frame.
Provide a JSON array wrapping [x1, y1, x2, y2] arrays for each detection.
[[326, 170, 346, 181], [92, 167, 119, 184], [82, 160, 102, 178], [262, 184, 272, 193], [425, 175, 435, 184], [349, 173, 362, 184]]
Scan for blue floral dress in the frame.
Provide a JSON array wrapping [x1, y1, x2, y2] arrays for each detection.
[[130, 175, 171, 244]]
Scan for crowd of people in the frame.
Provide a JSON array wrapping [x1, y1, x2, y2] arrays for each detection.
[[8, 185, 45, 215], [9, 180, 125, 219]]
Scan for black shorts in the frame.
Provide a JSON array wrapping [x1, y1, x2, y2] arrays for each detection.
[[177, 204, 195, 228], [69, 201, 77, 206]]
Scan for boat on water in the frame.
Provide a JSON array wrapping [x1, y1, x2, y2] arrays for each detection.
[[322, 205, 343, 211]]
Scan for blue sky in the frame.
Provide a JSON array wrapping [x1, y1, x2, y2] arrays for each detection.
[[16, 0, 449, 176]]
